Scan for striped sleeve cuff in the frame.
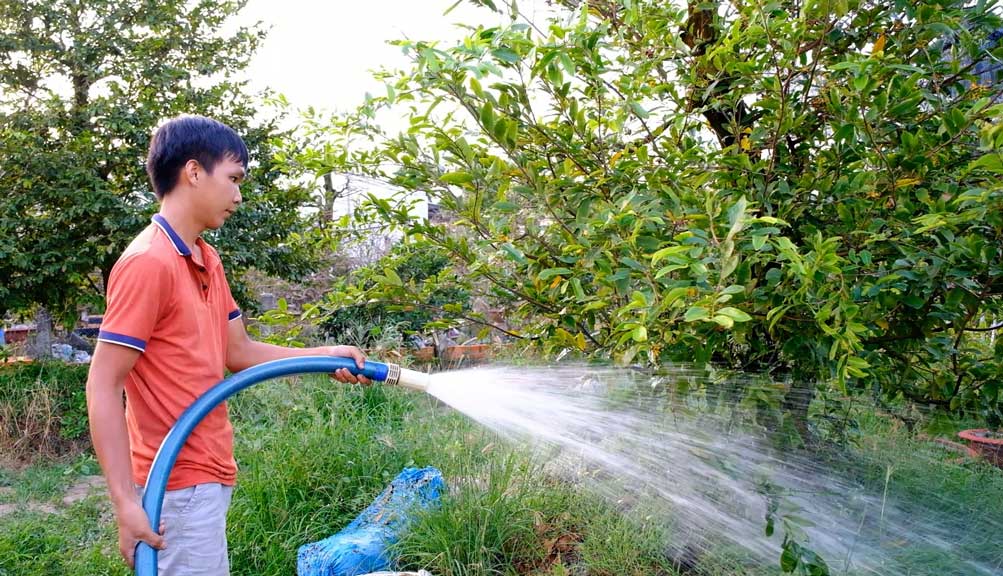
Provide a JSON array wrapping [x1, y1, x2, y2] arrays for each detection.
[[228, 309, 242, 321], [97, 331, 147, 352]]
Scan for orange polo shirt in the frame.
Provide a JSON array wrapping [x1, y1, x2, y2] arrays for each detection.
[[99, 214, 242, 490]]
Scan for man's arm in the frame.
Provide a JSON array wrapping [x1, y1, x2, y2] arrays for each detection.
[[225, 319, 370, 384], [86, 341, 165, 568]]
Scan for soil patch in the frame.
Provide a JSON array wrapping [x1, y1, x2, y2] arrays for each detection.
[[0, 474, 105, 518]]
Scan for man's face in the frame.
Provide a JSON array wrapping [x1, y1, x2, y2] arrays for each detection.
[[198, 157, 245, 230]]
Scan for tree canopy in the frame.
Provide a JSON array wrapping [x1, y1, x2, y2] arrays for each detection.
[[308, 0, 1003, 422], [0, 0, 314, 321]]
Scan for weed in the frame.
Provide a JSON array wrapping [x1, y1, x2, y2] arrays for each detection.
[[0, 361, 89, 463]]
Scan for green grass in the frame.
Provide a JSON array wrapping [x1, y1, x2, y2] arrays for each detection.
[[1, 372, 1001, 576], [395, 469, 674, 576], [830, 410, 1003, 574], [0, 496, 126, 575], [0, 453, 102, 505], [225, 376, 674, 575]]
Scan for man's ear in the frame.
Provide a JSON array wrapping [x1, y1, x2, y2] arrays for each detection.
[[182, 159, 201, 186]]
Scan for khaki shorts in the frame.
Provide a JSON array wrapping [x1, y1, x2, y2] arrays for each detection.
[[136, 482, 234, 575]]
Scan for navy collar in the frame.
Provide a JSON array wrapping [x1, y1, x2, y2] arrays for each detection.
[[151, 214, 192, 257]]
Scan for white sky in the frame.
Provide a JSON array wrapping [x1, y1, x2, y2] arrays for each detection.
[[234, 1, 514, 115]]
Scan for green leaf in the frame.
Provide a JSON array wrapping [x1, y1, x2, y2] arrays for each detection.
[[629, 100, 649, 119], [662, 286, 690, 307], [441, 171, 475, 184], [493, 200, 519, 212], [712, 314, 734, 328], [718, 306, 752, 322], [720, 253, 739, 280], [539, 267, 573, 280], [780, 546, 799, 572], [501, 243, 527, 265], [631, 325, 648, 342], [546, 63, 563, 85], [469, 76, 485, 97], [684, 306, 709, 322], [480, 101, 495, 130], [726, 196, 748, 241], [493, 118, 510, 143], [968, 153, 1003, 173], [559, 52, 575, 75], [652, 261, 687, 278], [383, 268, 403, 287], [492, 47, 520, 64], [505, 119, 519, 146], [651, 244, 690, 264]]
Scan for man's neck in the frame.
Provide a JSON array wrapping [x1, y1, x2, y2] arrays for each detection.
[[158, 200, 205, 255]]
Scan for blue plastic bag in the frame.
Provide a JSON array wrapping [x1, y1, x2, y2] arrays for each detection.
[[297, 467, 446, 576]]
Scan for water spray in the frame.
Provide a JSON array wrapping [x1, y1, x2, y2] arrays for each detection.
[[134, 356, 431, 576]]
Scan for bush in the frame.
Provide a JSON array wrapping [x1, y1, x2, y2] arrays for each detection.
[[319, 242, 471, 348], [0, 361, 90, 463]]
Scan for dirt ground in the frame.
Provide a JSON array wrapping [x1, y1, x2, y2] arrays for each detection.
[[0, 474, 106, 518]]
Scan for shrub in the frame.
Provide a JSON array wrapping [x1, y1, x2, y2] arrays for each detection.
[[0, 361, 89, 463], [319, 242, 471, 347]]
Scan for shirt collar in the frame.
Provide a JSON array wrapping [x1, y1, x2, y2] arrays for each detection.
[[151, 214, 191, 257]]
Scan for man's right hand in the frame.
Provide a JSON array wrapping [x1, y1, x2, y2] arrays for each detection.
[[115, 499, 165, 568]]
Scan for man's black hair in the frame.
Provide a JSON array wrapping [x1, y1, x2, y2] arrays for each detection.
[[146, 115, 249, 199]]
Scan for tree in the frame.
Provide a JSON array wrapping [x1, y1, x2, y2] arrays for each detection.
[[316, 0, 1003, 424], [316, 241, 471, 348], [0, 0, 314, 323]]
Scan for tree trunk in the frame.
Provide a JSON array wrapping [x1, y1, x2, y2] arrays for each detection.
[[31, 307, 54, 359]]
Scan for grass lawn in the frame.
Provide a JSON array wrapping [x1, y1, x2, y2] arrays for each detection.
[[0, 376, 673, 576], [1, 370, 1000, 576]]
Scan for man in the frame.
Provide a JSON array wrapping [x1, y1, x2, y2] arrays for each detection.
[[86, 115, 370, 574]]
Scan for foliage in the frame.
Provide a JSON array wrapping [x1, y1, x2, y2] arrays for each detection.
[[317, 241, 472, 347], [267, 100, 390, 233], [0, 361, 90, 462], [306, 0, 1003, 418], [0, 0, 315, 321], [762, 483, 830, 576]]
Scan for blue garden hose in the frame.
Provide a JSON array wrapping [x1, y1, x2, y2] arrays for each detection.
[[134, 356, 430, 576]]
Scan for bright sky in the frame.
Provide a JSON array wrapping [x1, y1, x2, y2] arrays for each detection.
[[235, 1, 514, 115]]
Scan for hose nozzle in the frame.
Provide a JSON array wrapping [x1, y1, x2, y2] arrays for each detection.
[[382, 362, 431, 392]]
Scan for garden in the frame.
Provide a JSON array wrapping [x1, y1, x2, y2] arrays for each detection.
[[2, 0, 1003, 574]]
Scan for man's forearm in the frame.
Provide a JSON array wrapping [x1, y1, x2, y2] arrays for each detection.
[[87, 381, 138, 508]]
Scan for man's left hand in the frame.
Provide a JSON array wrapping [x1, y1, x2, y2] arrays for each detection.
[[323, 345, 371, 384]]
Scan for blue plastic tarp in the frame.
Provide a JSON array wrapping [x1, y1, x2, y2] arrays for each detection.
[[297, 466, 446, 576]]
